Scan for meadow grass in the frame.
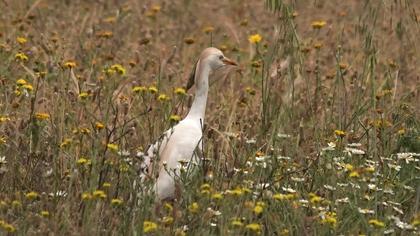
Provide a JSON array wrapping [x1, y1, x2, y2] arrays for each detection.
[[0, 0, 419, 235]]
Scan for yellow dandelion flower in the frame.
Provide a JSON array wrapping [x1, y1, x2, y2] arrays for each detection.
[[311, 20, 327, 29], [0, 115, 10, 123], [132, 86, 147, 93], [14, 89, 21, 96], [200, 183, 211, 194], [309, 193, 322, 204], [111, 198, 123, 206], [200, 183, 211, 190], [174, 87, 186, 96], [22, 84, 33, 91], [60, 138, 72, 148], [188, 202, 199, 213], [17, 36, 27, 44], [95, 122, 105, 130], [334, 129, 346, 137], [76, 157, 89, 165], [81, 192, 92, 200], [107, 143, 118, 152], [110, 64, 126, 75], [253, 205, 264, 215], [321, 212, 337, 227], [11, 201, 21, 209], [16, 79, 27, 86], [248, 34, 262, 44], [349, 171, 359, 178], [79, 127, 91, 134], [157, 94, 170, 101], [344, 164, 354, 171], [164, 203, 173, 212], [2, 223, 16, 232], [169, 115, 181, 122], [161, 216, 174, 226], [92, 190, 107, 199], [397, 128, 405, 135], [119, 163, 129, 172], [245, 223, 262, 233], [34, 112, 50, 120], [105, 68, 115, 76], [231, 219, 244, 227], [368, 219, 385, 228], [63, 61, 76, 69], [103, 182, 111, 188], [143, 221, 158, 233], [211, 193, 223, 200], [148, 86, 158, 94], [15, 52, 28, 61], [78, 92, 89, 99], [40, 210, 50, 217], [25, 191, 39, 200], [245, 86, 256, 95], [364, 166, 375, 173]]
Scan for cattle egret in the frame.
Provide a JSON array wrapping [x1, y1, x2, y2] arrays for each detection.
[[138, 47, 237, 201]]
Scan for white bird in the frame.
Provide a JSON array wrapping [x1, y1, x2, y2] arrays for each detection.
[[138, 47, 237, 201]]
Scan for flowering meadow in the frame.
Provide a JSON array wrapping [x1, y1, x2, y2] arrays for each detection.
[[0, 0, 419, 235]]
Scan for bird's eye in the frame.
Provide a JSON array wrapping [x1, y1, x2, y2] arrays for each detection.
[[219, 55, 224, 60]]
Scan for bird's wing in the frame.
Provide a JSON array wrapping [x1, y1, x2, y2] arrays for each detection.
[[137, 127, 175, 180], [154, 121, 203, 200]]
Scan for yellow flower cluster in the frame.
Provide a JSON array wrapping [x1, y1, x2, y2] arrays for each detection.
[[0, 220, 16, 232], [35, 113, 50, 120], [368, 219, 385, 228], [25, 191, 39, 200], [334, 129, 346, 137], [15, 52, 28, 61], [16, 36, 27, 44], [107, 143, 118, 152], [311, 20, 327, 29], [248, 34, 262, 44], [143, 220, 158, 233], [63, 61, 77, 69], [169, 115, 181, 122]]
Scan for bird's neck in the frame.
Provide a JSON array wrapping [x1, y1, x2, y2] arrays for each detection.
[[185, 61, 210, 123]]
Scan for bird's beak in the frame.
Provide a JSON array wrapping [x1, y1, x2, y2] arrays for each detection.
[[222, 57, 238, 66]]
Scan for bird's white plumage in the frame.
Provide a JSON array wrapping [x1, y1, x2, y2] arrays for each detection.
[[138, 47, 237, 201]]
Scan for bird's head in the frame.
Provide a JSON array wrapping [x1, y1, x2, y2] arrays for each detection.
[[186, 47, 237, 90], [200, 47, 238, 70]]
